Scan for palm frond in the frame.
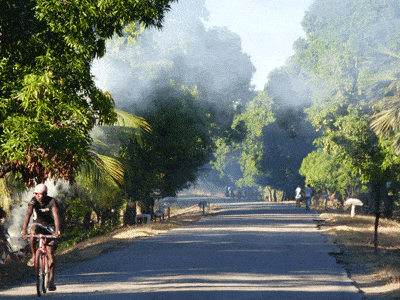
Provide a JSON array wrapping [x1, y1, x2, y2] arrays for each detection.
[[373, 46, 400, 60], [114, 109, 151, 131], [78, 150, 124, 189], [371, 96, 400, 134], [113, 109, 151, 146], [371, 93, 400, 154], [78, 110, 149, 189], [93, 152, 124, 186]]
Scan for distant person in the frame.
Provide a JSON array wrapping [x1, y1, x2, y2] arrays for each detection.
[[304, 184, 313, 211], [228, 186, 232, 198], [295, 186, 302, 207], [21, 183, 61, 291]]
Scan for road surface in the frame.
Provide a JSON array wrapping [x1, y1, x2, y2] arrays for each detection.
[[1, 200, 365, 299]]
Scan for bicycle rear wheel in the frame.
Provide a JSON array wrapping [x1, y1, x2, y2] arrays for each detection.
[[36, 250, 45, 296]]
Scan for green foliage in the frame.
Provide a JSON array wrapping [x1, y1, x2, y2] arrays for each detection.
[[295, 0, 400, 177], [211, 138, 237, 182], [234, 91, 274, 187], [370, 73, 400, 155], [299, 148, 365, 198], [0, 0, 175, 184], [123, 84, 214, 205], [294, 0, 400, 225], [75, 168, 124, 213], [211, 61, 318, 195]]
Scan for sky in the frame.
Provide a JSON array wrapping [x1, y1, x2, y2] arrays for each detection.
[[204, 0, 315, 90]]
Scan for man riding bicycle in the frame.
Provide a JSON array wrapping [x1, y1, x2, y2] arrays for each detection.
[[21, 183, 61, 291]]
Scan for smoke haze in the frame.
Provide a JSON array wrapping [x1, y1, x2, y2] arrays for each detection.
[[91, 0, 256, 111]]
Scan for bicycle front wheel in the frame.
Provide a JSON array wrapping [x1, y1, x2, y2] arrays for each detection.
[[36, 250, 45, 296], [43, 254, 49, 294]]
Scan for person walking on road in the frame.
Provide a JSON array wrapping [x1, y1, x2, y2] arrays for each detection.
[[21, 183, 61, 291], [304, 184, 313, 211], [295, 186, 302, 207]]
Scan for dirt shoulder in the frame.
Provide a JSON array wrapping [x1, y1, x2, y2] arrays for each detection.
[[317, 210, 400, 299], [0, 205, 216, 290]]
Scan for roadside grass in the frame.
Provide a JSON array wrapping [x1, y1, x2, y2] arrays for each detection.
[[317, 210, 400, 299]]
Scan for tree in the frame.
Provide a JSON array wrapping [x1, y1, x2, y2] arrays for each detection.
[[255, 64, 317, 197], [210, 62, 318, 198], [299, 148, 365, 200], [233, 91, 274, 188], [370, 53, 400, 155], [93, 2, 257, 194], [294, 0, 400, 252], [123, 84, 214, 211], [0, 0, 176, 185], [259, 120, 318, 199]]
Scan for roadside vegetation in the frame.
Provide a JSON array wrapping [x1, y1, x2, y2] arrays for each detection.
[[318, 210, 400, 299]]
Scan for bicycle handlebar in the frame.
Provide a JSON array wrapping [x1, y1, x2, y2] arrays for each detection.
[[24, 234, 59, 239]]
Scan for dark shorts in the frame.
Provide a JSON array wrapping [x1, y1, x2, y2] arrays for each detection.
[[29, 223, 58, 250]]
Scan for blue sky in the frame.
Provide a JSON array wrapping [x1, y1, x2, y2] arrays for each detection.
[[205, 0, 315, 90]]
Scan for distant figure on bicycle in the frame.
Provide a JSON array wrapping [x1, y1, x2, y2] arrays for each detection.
[[21, 183, 61, 291]]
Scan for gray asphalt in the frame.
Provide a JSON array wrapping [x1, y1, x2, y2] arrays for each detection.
[[1, 200, 365, 299]]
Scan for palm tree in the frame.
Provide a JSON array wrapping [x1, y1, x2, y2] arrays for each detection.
[[370, 47, 400, 154], [78, 109, 151, 189]]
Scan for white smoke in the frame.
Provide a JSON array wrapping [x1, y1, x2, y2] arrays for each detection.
[[91, 0, 256, 110]]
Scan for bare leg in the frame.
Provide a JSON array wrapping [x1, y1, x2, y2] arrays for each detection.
[[46, 244, 55, 283], [29, 226, 37, 261]]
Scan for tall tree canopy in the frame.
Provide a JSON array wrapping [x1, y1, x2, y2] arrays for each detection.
[[0, 0, 175, 185], [293, 0, 400, 187], [123, 84, 214, 209]]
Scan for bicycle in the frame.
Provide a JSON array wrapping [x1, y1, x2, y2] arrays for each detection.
[[26, 234, 53, 297]]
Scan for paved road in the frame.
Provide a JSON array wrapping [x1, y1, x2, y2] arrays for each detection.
[[1, 201, 364, 299]]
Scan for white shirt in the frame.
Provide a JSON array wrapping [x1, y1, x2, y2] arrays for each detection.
[[295, 187, 301, 198]]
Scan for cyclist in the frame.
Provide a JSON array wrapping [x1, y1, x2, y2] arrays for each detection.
[[21, 183, 61, 291]]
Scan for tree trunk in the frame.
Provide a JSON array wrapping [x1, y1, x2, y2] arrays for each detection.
[[370, 181, 386, 255], [83, 211, 92, 230], [267, 187, 273, 202], [273, 189, 277, 202]]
